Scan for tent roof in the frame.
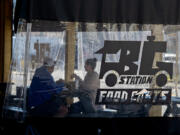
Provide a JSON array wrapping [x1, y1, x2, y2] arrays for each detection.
[[15, 0, 180, 32]]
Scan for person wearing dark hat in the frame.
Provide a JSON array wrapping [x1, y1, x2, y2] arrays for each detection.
[[69, 58, 104, 115], [27, 57, 68, 117]]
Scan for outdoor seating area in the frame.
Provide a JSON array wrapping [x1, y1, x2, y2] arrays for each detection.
[[2, 0, 180, 134]]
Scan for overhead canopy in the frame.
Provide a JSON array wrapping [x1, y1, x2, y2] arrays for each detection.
[[15, 0, 180, 31]]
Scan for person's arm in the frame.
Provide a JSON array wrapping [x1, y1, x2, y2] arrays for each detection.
[[71, 74, 83, 83], [56, 79, 65, 84]]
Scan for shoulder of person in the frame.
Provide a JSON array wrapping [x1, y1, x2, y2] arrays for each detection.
[[35, 66, 50, 78], [35, 66, 45, 72], [92, 71, 99, 78]]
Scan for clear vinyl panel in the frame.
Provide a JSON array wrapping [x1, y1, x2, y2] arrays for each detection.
[[75, 23, 180, 117], [3, 20, 66, 121], [3, 21, 180, 121]]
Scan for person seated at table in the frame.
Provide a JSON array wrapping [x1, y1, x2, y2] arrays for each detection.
[[69, 58, 104, 115], [27, 57, 68, 117]]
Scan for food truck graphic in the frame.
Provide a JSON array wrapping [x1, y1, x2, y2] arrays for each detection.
[[95, 36, 173, 88], [95, 36, 173, 105]]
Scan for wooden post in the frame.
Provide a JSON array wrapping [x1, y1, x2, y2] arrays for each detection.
[[148, 25, 164, 117], [0, 0, 5, 83], [3, 0, 12, 83], [64, 22, 77, 105], [0, 0, 12, 116], [65, 22, 76, 82], [175, 33, 179, 96]]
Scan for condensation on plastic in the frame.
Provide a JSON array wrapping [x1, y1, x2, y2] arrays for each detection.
[[3, 20, 180, 121], [3, 20, 66, 121], [77, 23, 180, 95]]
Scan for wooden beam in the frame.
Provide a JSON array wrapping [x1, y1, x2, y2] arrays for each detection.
[[3, 0, 12, 83], [64, 22, 77, 105], [148, 24, 164, 117], [175, 34, 179, 96], [65, 22, 76, 82], [0, 0, 5, 83]]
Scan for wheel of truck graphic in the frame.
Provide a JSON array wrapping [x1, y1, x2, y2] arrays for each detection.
[[155, 71, 170, 87], [104, 70, 119, 87]]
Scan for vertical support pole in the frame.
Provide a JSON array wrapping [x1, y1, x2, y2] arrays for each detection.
[[0, 0, 5, 117], [149, 25, 164, 117], [23, 23, 32, 120], [65, 22, 76, 105], [65, 22, 76, 82], [0, 0, 5, 83], [3, 0, 12, 83], [175, 34, 179, 96], [0, 0, 12, 119]]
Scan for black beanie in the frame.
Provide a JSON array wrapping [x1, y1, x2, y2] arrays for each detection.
[[85, 58, 97, 70]]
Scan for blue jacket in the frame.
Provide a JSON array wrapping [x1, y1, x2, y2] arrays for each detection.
[[28, 66, 64, 108]]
